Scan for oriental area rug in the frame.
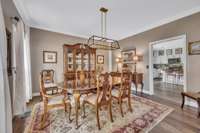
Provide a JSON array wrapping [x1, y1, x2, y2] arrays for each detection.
[[24, 95, 173, 133]]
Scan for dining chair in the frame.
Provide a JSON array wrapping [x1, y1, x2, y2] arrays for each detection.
[[82, 73, 113, 130], [112, 71, 132, 117], [41, 69, 59, 95], [39, 73, 71, 129]]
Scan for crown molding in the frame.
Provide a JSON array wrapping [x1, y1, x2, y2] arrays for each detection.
[[30, 24, 90, 40], [119, 6, 200, 41], [13, 0, 31, 25]]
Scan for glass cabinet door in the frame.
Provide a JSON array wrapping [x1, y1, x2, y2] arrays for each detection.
[[75, 49, 82, 71], [83, 50, 89, 71], [67, 48, 73, 71], [90, 52, 95, 71], [90, 51, 96, 86]]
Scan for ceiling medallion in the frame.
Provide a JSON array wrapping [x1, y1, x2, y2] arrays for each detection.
[[88, 7, 120, 50]]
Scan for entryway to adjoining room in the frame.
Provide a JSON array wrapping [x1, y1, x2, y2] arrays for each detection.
[[149, 35, 187, 104]]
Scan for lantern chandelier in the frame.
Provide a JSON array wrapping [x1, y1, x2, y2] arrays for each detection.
[[88, 7, 120, 50]]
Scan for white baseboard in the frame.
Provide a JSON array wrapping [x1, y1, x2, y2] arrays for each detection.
[[131, 86, 152, 95], [132, 88, 151, 95], [32, 92, 40, 97]]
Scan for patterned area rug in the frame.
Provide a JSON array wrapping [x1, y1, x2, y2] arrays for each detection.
[[24, 96, 173, 133]]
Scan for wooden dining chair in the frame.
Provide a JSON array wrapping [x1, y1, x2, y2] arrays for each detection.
[[41, 69, 59, 95], [82, 73, 113, 130], [41, 69, 54, 83], [112, 71, 132, 117], [39, 74, 71, 129]]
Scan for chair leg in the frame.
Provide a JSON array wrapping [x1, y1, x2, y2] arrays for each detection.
[[64, 103, 67, 112], [128, 96, 132, 112], [108, 101, 113, 122], [41, 103, 47, 129], [82, 101, 86, 118], [119, 99, 124, 117], [40, 92, 43, 101], [68, 104, 72, 122], [96, 106, 100, 130], [74, 95, 80, 129], [117, 98, 120, 104], [41, 114, 46, 129]]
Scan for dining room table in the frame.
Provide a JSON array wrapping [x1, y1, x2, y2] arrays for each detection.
[[57, 80, 121, 128]]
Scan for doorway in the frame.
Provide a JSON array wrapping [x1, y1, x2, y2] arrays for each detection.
[[149, 35, 187, 103]]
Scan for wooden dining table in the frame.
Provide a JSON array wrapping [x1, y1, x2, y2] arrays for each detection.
[[58, 82, 120, 128], [57, 72, 144, 128]]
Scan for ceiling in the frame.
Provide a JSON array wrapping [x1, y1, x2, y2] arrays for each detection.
[[13, 0, 200, 40]]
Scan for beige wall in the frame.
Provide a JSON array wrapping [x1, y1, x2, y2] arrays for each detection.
[[113, 12, 200, 92], [30, 28, 109, 93]]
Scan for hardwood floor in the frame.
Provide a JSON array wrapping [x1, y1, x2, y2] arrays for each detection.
[[154, 80, 183, 104], [147, 95, 200, 133], [13, 87, 200, 133], [150, 81, 200, 133]]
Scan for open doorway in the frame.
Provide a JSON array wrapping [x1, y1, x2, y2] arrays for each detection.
[[149, 35, 187, 104]]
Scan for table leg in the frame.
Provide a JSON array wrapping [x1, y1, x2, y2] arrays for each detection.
[[181, 93, 185, 109], [135, 83, 138, 94], [74, 93, 80, 129]]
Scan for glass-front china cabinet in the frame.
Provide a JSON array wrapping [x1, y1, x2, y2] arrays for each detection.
[[63, 43, 96, 89]]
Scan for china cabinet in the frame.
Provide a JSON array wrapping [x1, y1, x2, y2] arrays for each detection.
[[63, 43, 96, 89]]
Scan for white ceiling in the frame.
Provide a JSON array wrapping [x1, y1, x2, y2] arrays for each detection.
[[14, 0, 200, 40]]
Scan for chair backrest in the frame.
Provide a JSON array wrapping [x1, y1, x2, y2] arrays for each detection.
[[75, 70, 86, 89], [120, 71, 132, 97], [41, 69, 54, 83], [97, 73, 112, 105]]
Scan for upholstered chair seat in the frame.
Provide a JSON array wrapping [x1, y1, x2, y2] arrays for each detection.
[[48, 95, 69, 105], [112, 89, 119, 98], [44, 83, 57, 88]]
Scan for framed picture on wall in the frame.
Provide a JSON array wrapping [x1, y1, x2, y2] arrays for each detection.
[[188, 41, 200, 55], [175, 48, 182, 55], [153, 50, 158, 57], [158, 50, 164, 56], [166, 49, 172, 56], [122, 49, 136, 64], [97, 55, 104, 64], [43, 51, 57, 63]]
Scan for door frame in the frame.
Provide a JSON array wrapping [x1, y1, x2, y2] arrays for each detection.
[[149, 34, 187, 95]]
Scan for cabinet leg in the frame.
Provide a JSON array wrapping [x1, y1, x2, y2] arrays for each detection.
[[197, 98, 200, 118], [141, 82, 144, 95], [181, 93, 185, 109], [135, 84, 137, 94]]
